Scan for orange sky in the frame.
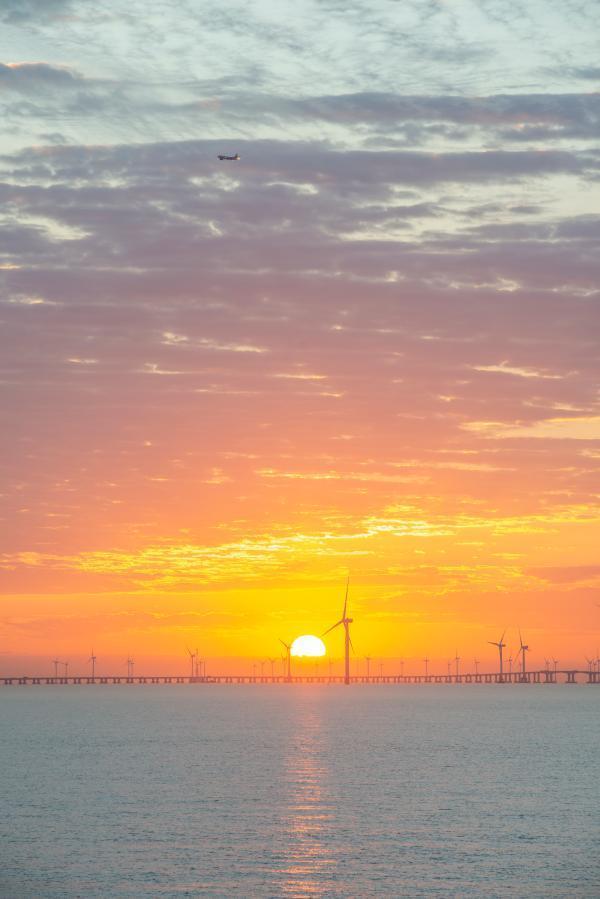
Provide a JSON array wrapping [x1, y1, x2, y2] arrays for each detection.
[[1, 2, 599, 675]]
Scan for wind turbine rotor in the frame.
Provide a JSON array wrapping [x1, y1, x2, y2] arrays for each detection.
[[322, 619, 344, 637]]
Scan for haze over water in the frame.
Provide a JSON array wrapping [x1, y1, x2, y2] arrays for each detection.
[[1, 686, 598, 897]]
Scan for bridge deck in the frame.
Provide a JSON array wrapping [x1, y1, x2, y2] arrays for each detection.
[[2, 671, 598, 686]]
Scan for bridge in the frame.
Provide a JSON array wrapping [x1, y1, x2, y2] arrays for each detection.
[[2, 670, 599, 686]]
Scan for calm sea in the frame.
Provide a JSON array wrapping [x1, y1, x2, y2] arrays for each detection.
[[0, 685, 598, 898]]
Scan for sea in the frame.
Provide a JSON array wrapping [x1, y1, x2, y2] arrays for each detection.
[[0, 685, 598, 898]]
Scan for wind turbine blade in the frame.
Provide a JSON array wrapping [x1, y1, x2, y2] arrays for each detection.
[[519, 629, 523, 648], [348, 634, 355, 654], [500, 630, 506, 643], [487, 641, 498, 647], [279, 638, 290, 650], [322, 620, 343, 637], [343, 576, 349, 620]]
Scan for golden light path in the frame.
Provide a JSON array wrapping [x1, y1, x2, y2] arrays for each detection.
[[291, 635, 326, 658]]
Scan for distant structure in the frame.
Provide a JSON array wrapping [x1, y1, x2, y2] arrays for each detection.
[[488, 630, 506, 681], [323, 579, 354, 686], [89, 649, 97, 681], [517, 631, 530, 681], [186, 647, 196, 679], [279, 639, 292, 682]]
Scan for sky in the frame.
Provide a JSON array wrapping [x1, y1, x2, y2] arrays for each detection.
[[1, 0, 599, 675]]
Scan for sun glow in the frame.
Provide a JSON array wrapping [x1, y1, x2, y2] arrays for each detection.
[[291, 635, 326, 657]]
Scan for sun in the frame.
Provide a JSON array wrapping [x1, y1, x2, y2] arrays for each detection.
[[291, 635, 326, 657]]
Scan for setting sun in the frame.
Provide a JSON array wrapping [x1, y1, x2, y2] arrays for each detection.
[[291, 635, 326, 657]]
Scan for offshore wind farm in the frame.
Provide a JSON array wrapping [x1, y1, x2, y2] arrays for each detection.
[[1, 0, 600, 896]]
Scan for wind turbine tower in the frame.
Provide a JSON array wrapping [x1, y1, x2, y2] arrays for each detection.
[[186, 647, 196, 679], [89, 649, 97, 681], [323, 579, 354, 686], [488, 631, 506, 681], [279, 639, 292, 683], [517, 631, 530, 680]]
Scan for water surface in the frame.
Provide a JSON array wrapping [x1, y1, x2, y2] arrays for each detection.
[[1, 685, 598, 897]]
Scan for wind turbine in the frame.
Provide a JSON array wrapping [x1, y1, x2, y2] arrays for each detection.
[[474, 658, 480, 676], [89, 649, 97, 680], [516, 631, 530, 680], [194, 650, 204, 679], [585, 656, 594, 674], [488, 630, 506, 681], [454, 651, 460, 678], [322, 579, 354, 686], [52, 658, 60, 679], [186, 647, 196, 679], [267, 657, 276, 678], [126, 656, 134, 679], [279, 639, 292, 682], [365, 656, 372, 678], [63, 660, 69, 678], [423, 656, 429, 677]]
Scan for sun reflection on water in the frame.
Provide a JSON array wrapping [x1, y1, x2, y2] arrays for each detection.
[[279, 698, 339, 897]]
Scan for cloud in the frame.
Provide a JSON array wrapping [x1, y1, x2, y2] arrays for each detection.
[[0, 62, 82, 89], [0, 0, 72, 23], [464, 417, 600, 441], [527, 565, 600, 584], [0, 3, 599, 611]]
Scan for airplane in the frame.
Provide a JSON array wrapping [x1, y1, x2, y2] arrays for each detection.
[[217, 153, 240, 161]]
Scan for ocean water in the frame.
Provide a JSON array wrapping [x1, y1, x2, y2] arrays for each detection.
[[0, 685, 598, 898]]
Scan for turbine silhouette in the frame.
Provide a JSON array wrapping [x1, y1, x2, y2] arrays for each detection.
[[488, 630, 506, 680], [279, 639, 292, 682], [323, 579, 354, 685], [186, 647, 196, 679], [516, 630, 530, 679]]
